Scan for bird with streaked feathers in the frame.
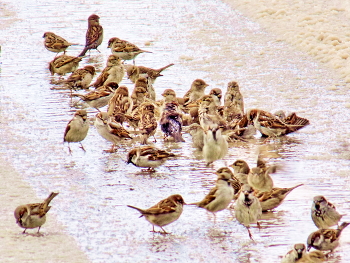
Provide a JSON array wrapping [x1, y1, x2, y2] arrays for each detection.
[[107, 85, 133, 124], [92, 55, 125, 88], [107, 37, 152, 64], [72, 82, 119, 111], [125, 63, 174, 84], [65, 65, 95, 90], [127, 145, 175, 172], [79, 14, 103, 57], [160, 102, 185, 142]]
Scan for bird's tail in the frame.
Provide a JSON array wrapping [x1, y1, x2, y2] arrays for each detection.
[[157, 63, 175, 73], [39, 192, 59, 217], [78, 47, 89, 57], [127, 205, 145, 217], [338, 222, 350, 236]]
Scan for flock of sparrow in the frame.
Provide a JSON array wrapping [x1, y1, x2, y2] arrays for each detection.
[[13, 13, 348, 263]]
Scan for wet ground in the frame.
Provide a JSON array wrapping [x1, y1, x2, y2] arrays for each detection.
[[1, 0, 350, 262]]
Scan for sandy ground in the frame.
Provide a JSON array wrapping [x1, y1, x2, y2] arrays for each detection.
[[0, 157, 89, 263], [224, 0, 350, 84]]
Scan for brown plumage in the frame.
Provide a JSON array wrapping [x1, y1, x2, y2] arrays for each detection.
[[79, 14, 103, 57], [247, 109, 310, 138], [160, 102, 185, 142], [125, 63, 174, 84], [107, 86, 133, 124], [107, 37, 152, 64], [49, 55, 82, 76], [65, 65, 95, 89], [138, 103, 158, 144], [92, 55, 125, 88], [43, 32, 77, 56]]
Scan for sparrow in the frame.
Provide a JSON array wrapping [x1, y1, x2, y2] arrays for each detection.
[[43, 32, 77, 56], [127, 145, 175, 172], [72, 82, 119, 111], [223, 81, 244, 122], [230, 159, 250, 184], [296, 251, 325, 263], [247, 109, 310, 138], [125, 63, 174, 84], [79, 14, 103, 57], [281, 243, 307, 263], [134, 76, 156, 101], [131, 86, 148, 110], [255, 184, 303, 212], [311, 195, 343, 229], [307, 222, 350, 253], [94, 112, 132, 153], [127, 194, 185, 234], [107, 37, 152, 64], [138, 102, 158, 144], [63, 109, 89, 153], [188, 123, 204, 150], [190, 168, 235, 217], [247, 157, 276, 197], [183, 79, 209, 105], [234, 184, 262, 240], [198, 96, 227, 131], [14, 192, 59, 234], [107, 85, 133, 124], [160, 102, 185, 142], [65, 65, 95, 89], [49, 54, 82, 76], [209, 88, 222, 107], [92, 55, 125, 88], [203, 127, 228, 166]]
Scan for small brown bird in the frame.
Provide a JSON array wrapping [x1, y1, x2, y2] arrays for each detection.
[[127, 145, 175, 172], [281, 243, 307, 263], [65, 65, 95, 89], [125, 63, 174, 84], [49, 54, 82, 76], [234, 184, 262, 240], [230, 159, 250, 185], [94, 112, 132, 153], [183, 79, 209, 105], [223, 81, 244, 122], [138, 102, 158, 144], [72, 82, 119, 111], [131, 86, 148, 110], [188, 123, 204, 150], [191, 168, 236, 216], [203, 127, 228, 166], [79, 14, 103, 57], [127, 194, 185, 234], [14, 192, 59, 234], [107, 85, 133, 124], [307, 222, 350, 254], [209, 88, 222, 107], [63, 109, 89, 153], [107, 37, 152, 64], [311, 195, 343, 229], [92, 55, 125, 88], [247, 157, 276, 198], [43, 32, 77, 56], [160, 102, 185, 142], [247, 109, 310, 138]]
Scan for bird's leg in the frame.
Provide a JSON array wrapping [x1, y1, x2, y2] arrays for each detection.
[[37, 226, 41, 234], [96, 48, 101, 53], [68, 145, 72, 155], [79, 143, 86, 152], [22, 229, 27, 234], [247, 226, 255, 241], [257, 221, 261, 231], [153, 135, 157, 143], [160, 227, 169, 234]]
